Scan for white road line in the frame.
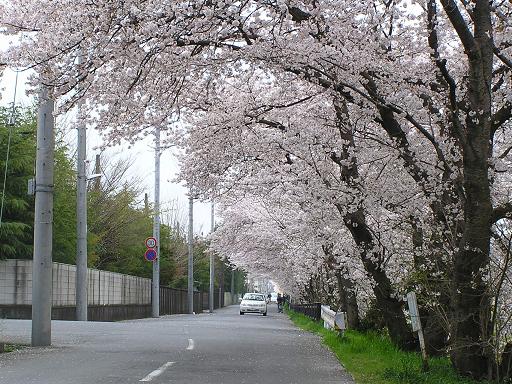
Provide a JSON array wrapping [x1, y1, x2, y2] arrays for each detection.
[[186, 338, 195, 350], [139, 362, 175, 382]]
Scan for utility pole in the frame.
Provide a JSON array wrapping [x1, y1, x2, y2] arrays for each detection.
[[76, 53, 88, 321], [187, 195, 194, 314], [209, 201, 214, 313], [32, 86, 55, 346], [93, 154, 101, 191], [218, 260, 224, 307], [152, 126, 161, 318], [144, 193, 149, 216], [231, 268, 235, 303]]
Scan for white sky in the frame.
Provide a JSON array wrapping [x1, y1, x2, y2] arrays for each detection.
[[0, 66, 214, 237]]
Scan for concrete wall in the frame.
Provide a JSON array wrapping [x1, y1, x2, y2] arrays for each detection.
[[1, 260, 240, 321], [0, 259, 151, 306]]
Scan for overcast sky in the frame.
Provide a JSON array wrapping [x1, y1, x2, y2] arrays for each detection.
[[0, 66, 215, 237]]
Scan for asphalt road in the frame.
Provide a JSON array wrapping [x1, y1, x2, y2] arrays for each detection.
[[0, 304, 354, 384]]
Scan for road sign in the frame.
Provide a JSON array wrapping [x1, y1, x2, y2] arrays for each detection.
[[144, 249, 157, 262], [145, 237, 157, 249], [406, 291, 421, 332], [407, 291, 429, 371]]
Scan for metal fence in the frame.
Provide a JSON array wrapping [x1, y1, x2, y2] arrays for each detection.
[[289, 302, 322, 321], [159, 288, 225, 315]]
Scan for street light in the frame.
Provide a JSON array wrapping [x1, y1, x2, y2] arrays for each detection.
[[87, 173, 101, 180]]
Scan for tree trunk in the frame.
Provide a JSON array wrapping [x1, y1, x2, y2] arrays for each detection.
[[332, 99, 415, 349], [410, 218, 449, 356], [335, 269, 360, 330], [499, 342, 512, 383], [439, 0, 494, 378], [322, 245, 360, 329], [342, 207, 416, 350], [450, 161, 492, 379]]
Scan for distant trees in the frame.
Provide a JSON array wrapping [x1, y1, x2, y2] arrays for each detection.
[[0, 107, 35, 258], [0, 107, 82, 261], [52, 135, 78, 264], [0, 108, 227, 291]]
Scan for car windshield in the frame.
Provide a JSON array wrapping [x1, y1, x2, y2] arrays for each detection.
[[243, 294, 265, 301]]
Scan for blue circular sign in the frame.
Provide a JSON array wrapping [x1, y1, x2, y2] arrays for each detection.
[[144, 249, 157, 262]]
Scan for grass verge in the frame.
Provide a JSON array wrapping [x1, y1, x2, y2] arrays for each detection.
[[287, 310, 488, 384]]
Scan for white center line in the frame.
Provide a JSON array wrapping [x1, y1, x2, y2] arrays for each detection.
[[139, 362, 175, 382], [186, 338, 195, 350]]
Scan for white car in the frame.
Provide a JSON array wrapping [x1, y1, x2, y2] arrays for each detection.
[[239, 293, 267, 316]]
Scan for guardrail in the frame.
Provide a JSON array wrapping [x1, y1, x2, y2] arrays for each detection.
[[289, 302, 347, 333], [321, 305, 346, 333], [321, 305, 336, 329], [289, 302, 321, 321]]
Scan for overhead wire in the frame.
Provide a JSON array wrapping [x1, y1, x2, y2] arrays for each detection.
[[0, 70, 19, 229]]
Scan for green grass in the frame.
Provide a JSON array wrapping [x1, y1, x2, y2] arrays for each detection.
[[0, 343, 27, 353], [287, 310, 488, 384]]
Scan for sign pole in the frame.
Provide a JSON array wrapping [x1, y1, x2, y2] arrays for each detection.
[[152, 126, 161, 318], [32, 85, 55, 346], [406, 291, 429, 371]]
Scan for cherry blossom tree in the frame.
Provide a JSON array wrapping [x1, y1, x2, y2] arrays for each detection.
[[179, 72, 423, 348], [1, 0, 512, 379]]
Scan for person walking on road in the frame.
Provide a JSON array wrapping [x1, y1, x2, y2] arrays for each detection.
[[277, 293, 284, 313]]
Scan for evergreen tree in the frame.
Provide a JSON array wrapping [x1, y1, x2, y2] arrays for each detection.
[[52, 141, 77, 264], [0, 107, 36, 259]]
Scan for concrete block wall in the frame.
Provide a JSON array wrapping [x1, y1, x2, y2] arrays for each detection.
[[0, 260, 32, 305], [0, 260, 151, 306]]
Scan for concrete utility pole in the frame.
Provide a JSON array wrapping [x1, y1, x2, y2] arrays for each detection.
[[209, 201, 215, 313], [76, 58, 88, 321], [32, 86, 55, 346], [144, 193, 149, 216], [152, 126, 161, 318], [93, 154, 101, 191], [231, 268, 235, 303], [187, 195, 194, 314], [218, 260, 224, 307]]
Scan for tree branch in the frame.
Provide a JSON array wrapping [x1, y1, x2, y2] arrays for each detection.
[[492, 102, 512, 134], [492, 202, 512, 223], [493, 45, 512, 69], [439, 0, 477, 57]]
